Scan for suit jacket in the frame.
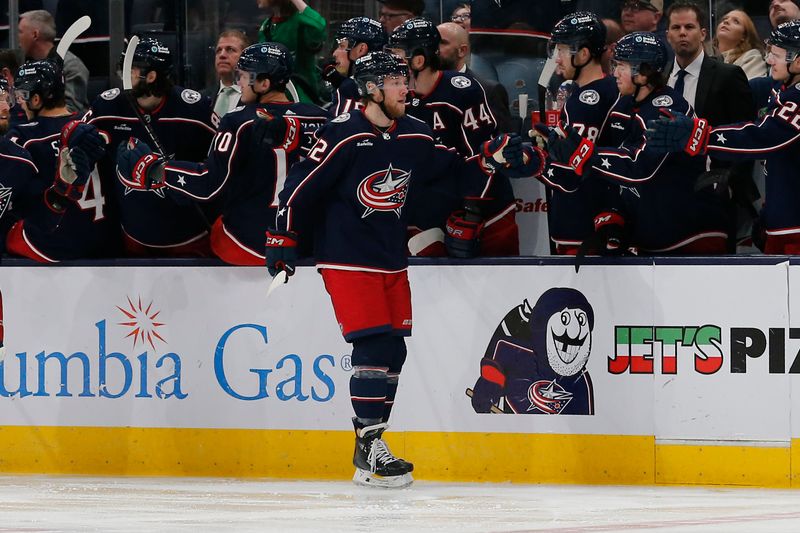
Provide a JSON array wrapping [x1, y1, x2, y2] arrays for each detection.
[[667, 54, 759, 240], [465, 67, 514, 134], [666, 54, 755, 126]]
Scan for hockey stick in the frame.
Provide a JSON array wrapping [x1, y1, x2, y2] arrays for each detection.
[[465, 388, 504, 414], [286, 80, 300, 103], [56, 15, 92, 59], [0, 288, 6, 361], [266, 270, 288, 300]]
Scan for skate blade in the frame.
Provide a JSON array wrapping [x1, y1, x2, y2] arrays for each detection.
[[352, 469, 413, 489]]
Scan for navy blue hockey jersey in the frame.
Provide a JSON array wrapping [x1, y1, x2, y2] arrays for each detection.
[[540, 76, 626, 248], [703, 82, 800, 237], [8, 113, 77, 193], [0, 139, 38, 251], [276, 110, 496, 272], [84, 86, 216, 248], [5, 113, 120, 259], [163, 100, 328, 256], [328, 77, 363, 118], [406, 70, 497, 157], [548, 86, 728, 252]]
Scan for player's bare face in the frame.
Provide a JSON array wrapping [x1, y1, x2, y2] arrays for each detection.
[[235, 69, 257, 104], [379, 76, 409, 118], [333, 39, 352, 75], [767, 45, 791, 80], [0, 90, 11, 133], [552, 44, 577, 80], [611, 61, 635, 95]]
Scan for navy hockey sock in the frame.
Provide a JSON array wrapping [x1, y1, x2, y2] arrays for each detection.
[[350, 367, 388, 422], [382, 338, 407, 423]]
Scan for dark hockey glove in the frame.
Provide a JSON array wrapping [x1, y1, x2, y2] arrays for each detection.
[[61, 120, 108, 162], [320, 57, 346, 89], [481, 134, 523, 172], [593, 210, 626, 254], [265, 229, 298, 277], [51, 146, 92, 201], [116, 137, 166, 191], [471, 358, 505, 413], [548, 125, 594, 176], [252, 108, 302, 152], [445, 198, 485, 258], [645, 109, 710, 156]]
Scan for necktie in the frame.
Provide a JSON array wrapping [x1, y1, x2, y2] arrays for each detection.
[[673, 69, 688, 97], [214, 86, 236, 118]]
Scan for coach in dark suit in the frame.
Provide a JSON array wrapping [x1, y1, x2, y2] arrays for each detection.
[[665, 0, 756, 251], [437, 22, 514, 133]]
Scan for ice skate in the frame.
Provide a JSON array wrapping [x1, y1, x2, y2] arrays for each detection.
[[352, 419, 414, 488]]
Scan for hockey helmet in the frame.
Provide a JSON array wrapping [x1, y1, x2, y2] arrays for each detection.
[[353, 51, 408, 97], [130, 36, 174, 77], [767, 20, 800, 62], [549, 12, 606, 59], [15, 59, 65, 104], [237, 42, 293, 87], [612, 32, 668, 75], [387, 17, 440, 61], [336, 17, 387, 52]]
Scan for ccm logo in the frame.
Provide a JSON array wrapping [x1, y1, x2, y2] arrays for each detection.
[[281, 118, 300, 150], [135, 154, 158, 175], [266, 236, 287, 246], [687, 119, 708, 154]]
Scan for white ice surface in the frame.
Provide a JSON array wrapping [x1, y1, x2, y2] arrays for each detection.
[[2, 476, 800, 532]]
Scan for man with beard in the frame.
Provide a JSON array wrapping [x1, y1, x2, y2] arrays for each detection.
[[437, 21, 513, 133], [265, 51, 529, 487], [5, 59, 110, 262], [387, 17, 519, 256], [83, 36, 216, 257], [770, 0, 800, 28], [115, 43, 328, 265], [0, 78, 40, 253], [536, 12, 628, 256], [323, 17, 386, 118]]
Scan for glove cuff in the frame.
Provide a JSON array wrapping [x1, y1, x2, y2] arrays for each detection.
[[265, 229, 299, 248]]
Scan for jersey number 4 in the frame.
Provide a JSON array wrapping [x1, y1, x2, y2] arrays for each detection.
[[76, 167, 105, 221]]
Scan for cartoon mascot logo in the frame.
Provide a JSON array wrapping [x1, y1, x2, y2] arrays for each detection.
[[467, 287, 595, 415]]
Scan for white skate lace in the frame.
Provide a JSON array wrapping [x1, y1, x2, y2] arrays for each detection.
[[368, 438, 397, 473]]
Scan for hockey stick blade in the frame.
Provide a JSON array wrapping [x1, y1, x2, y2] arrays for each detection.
[[266, 270, 288, 300], [56, 15, 91, 59], [465, 388, 504, 414], [121, 35, 139, 91]]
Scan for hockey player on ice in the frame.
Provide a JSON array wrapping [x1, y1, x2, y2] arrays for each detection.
[[265, 51, 531, 487]]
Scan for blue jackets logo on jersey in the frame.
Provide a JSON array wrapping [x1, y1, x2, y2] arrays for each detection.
[[469, 288, 596, 415], [356, 164, 411, 218]]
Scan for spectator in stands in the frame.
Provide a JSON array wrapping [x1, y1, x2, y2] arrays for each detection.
[[437, 22, 513, 132], [770, 0, 800, 28], [257, 0, 327, 104], [378, 0, 423, 34], [451, 3, 471, 32], [601, 18, 625, 74], [621, 0, 662, 33], [17, 10, 89, 114], [0, 49, 25, 127], [714, 9, 767, 80], [203, 30, 249, 120]]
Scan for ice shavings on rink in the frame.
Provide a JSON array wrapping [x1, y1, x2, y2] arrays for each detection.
[[2, 476, 800, 532]]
